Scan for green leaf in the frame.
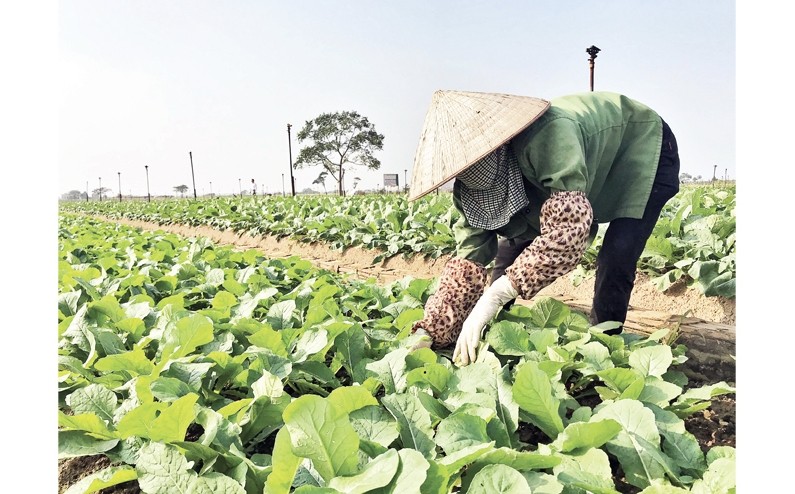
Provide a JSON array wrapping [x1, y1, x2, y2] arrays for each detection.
[[486, 321, 532, 356], [211, 290, 238, 310], [349, 405, 399, 448], [327, 386, 378, 415], [528, 297, 570, 329], [335, 328, 367, 382], [291, 329, 329, 363], [189, 472, 246, 493], [265, 427, 302, 494], [435, 412, 491, 455], [117, 394, 198, 442], [58, 430, 119, 459], [690, 456, 735, 493], [66, 383, 118, 422], [369, 449, 430, 494], [512, 361, 564, 439], [283, 395, 360, 482], [467, 464, 531, 493], [553, 419, 622, 452], [63, 465, 137, 494], [553, 447, 618, 494], [150, 376, 195, 402], [58, 411, 116, 440], [628, 346, 673, 378], [381, 393, 436, 459], [268, 300, 297, 329], [328, 448, 400, 493], [591, 400, 673, 489], [366, 348, 409, 394], [94, 346, 154, 376], [136, 442, 195, 494], [405, 363, 451, 395], [473, 447, 561, 471]]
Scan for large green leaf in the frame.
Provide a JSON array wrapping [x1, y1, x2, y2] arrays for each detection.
[[282, 395, 360, 482], [512, 361, 564, 439], [381, 393, 436, 459]]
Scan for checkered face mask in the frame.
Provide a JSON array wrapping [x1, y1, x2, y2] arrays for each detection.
[[455, 144, 529, 230]]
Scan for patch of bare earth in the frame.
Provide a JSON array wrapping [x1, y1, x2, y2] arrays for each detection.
[[59, 218, 736, 493]]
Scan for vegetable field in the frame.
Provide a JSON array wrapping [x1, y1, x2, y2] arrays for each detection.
[[59, 185, 736, 299], [58, 195, 737, 493]]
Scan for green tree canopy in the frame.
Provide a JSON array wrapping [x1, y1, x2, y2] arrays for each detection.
[[294, 111, 384, 196], [174, 185, 189, 197]]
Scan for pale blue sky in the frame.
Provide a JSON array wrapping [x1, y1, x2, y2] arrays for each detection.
[[58, 0, 736, 197]]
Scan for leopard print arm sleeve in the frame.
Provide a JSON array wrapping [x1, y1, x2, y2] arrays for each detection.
[[412, 257, 487, 347], [504, 191, 593, 300]]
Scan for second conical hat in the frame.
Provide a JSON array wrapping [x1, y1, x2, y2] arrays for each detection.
[[408, 90, 550, 201]]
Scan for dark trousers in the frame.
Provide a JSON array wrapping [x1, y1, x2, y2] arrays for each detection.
[[491, 119, 680, 331]]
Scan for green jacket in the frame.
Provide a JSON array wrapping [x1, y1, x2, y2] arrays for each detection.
[[454, 91, 663, 266]]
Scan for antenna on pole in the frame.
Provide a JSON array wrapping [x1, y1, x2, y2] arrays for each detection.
[[586, 45, 601, 91]]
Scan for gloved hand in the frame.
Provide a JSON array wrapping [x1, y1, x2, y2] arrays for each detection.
[[452, 275, 518, 366]]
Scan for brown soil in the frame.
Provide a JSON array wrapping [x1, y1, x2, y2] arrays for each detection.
[[58, 218, 736, 493]]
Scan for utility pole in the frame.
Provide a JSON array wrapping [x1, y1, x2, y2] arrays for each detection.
[[209, 181, 213, 197], [287, 123, 296, 196], [99, 177, 102, 201], [85, 180, 89, 202], [189, 151, 197, 199], [238, 178, 242, 196], [282, 173, 285, 196], [404, 169, 408, 193], [145, 165, 151, 202], [586, 45, 601, 91], [117, 172, 122, 202]]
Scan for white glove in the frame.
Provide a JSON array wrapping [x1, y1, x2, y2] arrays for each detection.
[[453, 275, 518, 366]]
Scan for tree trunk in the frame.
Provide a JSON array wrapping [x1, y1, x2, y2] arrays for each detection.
[[338, 164, 344, 196]]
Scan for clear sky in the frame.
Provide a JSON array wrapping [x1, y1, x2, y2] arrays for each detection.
[[57, 0, 736, 198]]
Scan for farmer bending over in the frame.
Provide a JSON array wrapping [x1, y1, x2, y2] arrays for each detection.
[[408, 90, 680, 365]]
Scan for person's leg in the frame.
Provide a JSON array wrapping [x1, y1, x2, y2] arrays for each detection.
[[590, 119, 681, 331]]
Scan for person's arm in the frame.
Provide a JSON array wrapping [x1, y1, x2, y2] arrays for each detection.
[[411, 192, 498, 348], [504, 190, 592, 299]]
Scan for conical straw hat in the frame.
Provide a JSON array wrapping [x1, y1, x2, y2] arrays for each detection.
[[408, 90, 550, 201]]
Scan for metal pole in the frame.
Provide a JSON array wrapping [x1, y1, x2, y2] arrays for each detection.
[[209, 181, 213, 197], [189, 151, 197, 199], [117, 172, 122, 202], [238, 178, 242, 196], [404, 169, 408, 193], [282, 174, 285, 196], [586, 45, 601, 91], [99, 177, 102, 201], [145, 165, 151, 202], [287, 123, 296, 196]]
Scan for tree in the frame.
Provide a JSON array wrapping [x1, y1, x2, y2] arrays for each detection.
[[60, 190, 84, 201], [312, 171, 329, 194], [92, 187, 111, 200], [174, 184, 189, 198], [294, 111, 384, 196], [679, 172, 703, 184]]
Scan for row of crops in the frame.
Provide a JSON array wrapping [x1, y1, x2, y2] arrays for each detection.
[[59, 184, 736, 298], [58, 213, 735, 493]]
